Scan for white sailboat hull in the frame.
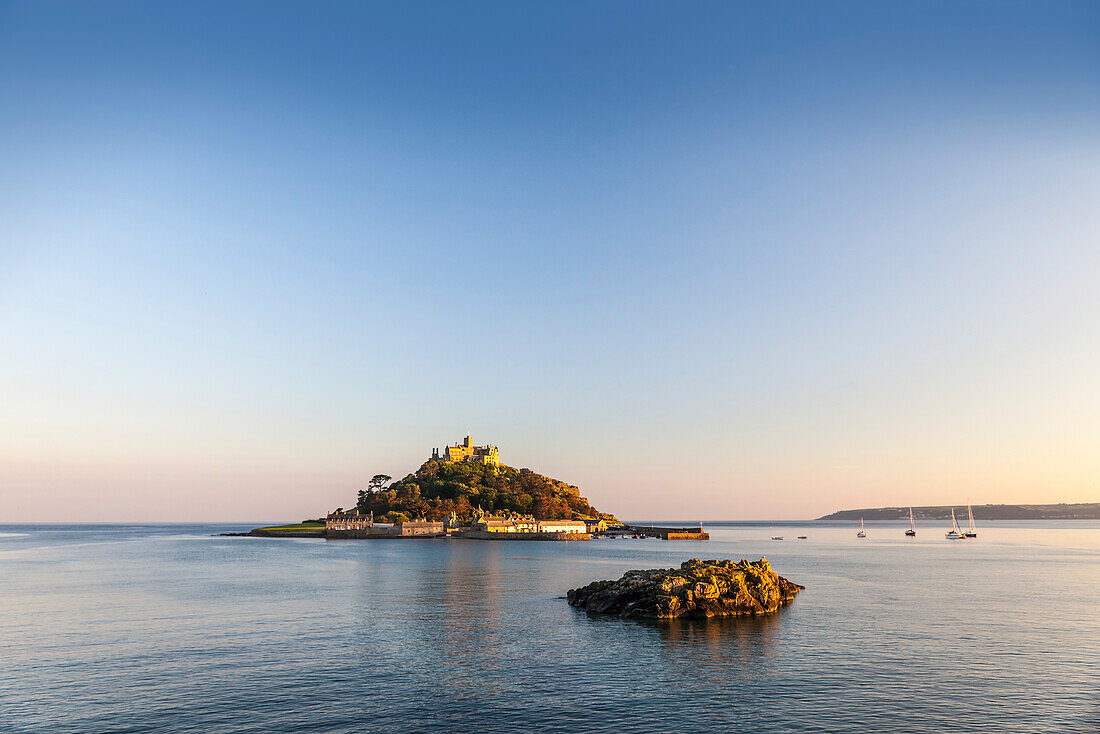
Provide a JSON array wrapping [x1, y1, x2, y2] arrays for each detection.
[[946, 508, 964, 539]]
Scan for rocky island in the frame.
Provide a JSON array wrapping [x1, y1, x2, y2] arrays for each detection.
[[237, 436, 620, 539], [355, 436, 618, 524], [567, 558, 803, 619]]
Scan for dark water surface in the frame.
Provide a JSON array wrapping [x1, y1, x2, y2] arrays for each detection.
[[2, 522, 1098, 733]]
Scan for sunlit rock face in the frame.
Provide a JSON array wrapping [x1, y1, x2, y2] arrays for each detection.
[[567, 558, 803, 619]]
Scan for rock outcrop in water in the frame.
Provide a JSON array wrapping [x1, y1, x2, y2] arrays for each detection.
[[567, 558, 803, 619]]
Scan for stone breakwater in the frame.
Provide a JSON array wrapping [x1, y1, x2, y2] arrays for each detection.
[[567, 558, 803, 619], [460, 530, 590, 541]]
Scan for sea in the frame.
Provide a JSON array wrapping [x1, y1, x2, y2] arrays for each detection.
[[1, 521, 1097, 733]]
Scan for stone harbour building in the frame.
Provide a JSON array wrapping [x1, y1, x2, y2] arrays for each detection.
[[326, 509, 444, 539], [326, 509, 375, 532], [469, 509, 589, 538], [431, 435, 499, 466]]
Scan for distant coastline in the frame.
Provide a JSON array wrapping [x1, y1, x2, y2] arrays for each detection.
[[818, 503, 1100, 521]]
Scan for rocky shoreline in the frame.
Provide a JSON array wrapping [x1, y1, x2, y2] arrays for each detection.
[[567, 558, 803, 619]]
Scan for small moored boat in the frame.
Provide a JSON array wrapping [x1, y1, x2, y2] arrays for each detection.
[[857, 516, 867, 538], [905, 506, 916, 537], [946, 508, 963, 539], [964, 502, 977, 538]]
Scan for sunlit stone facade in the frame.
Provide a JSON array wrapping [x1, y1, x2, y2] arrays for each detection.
[[430, 435, 500, 466]]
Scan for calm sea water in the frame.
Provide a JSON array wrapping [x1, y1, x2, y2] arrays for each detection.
[[1, 521, 1098, 733]]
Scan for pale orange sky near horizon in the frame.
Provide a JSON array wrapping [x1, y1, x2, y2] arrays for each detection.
[[2, 418, 1098, 522]]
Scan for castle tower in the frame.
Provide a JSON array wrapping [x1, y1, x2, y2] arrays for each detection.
[[432, 436, 500, 466]]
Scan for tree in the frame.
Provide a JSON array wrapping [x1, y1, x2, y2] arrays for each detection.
[[533, 496, 560, 520], [370, 474, 392, 492]]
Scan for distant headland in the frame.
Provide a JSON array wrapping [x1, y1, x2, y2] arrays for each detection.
[[818, 503, 1100, 521]]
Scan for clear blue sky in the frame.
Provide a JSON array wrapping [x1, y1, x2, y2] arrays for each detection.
[[2, 1, 1098, 521]]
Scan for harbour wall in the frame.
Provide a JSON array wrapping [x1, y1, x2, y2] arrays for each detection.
[[627, 525, 710, 540], [459, 530, 590, 541], [327, 528, 445, 539]]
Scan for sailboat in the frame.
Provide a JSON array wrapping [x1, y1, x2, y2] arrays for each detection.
[[945, 508, 963, 539], [964, 503, 977, 538], [857, 516, 867, 538], [904, 506, 916, 537]]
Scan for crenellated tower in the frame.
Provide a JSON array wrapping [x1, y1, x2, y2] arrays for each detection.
[[430, 435, 499, 466]]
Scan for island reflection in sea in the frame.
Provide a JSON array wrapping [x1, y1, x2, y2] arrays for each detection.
[[1, 521, 1098, 733]]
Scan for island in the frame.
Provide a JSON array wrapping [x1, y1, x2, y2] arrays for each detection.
[[354, 436, 618, 525], [567, 558, 802, 619], [818, 502, 1100, 521], [241, 436, 622, 540]]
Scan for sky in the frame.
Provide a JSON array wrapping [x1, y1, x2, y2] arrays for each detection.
[[1, 1, 1098, 522]]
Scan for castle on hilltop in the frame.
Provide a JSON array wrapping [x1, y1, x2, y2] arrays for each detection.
[[431, 435, 500, 466]]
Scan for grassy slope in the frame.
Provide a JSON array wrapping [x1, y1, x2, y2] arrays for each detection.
[[253, 522, 326, 534]]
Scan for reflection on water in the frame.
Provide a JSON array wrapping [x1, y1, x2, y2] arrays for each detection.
[[1, 523, 1098, 733], [652, 611, 781, 655], [578, 605, 784, 657], [611, 610, 786, 688]]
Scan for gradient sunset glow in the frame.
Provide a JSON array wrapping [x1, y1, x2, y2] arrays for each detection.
[[2, 1, 1098, 521]]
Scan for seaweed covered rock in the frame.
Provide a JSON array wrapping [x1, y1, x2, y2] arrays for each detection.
[[567, 558, 803, 619]]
